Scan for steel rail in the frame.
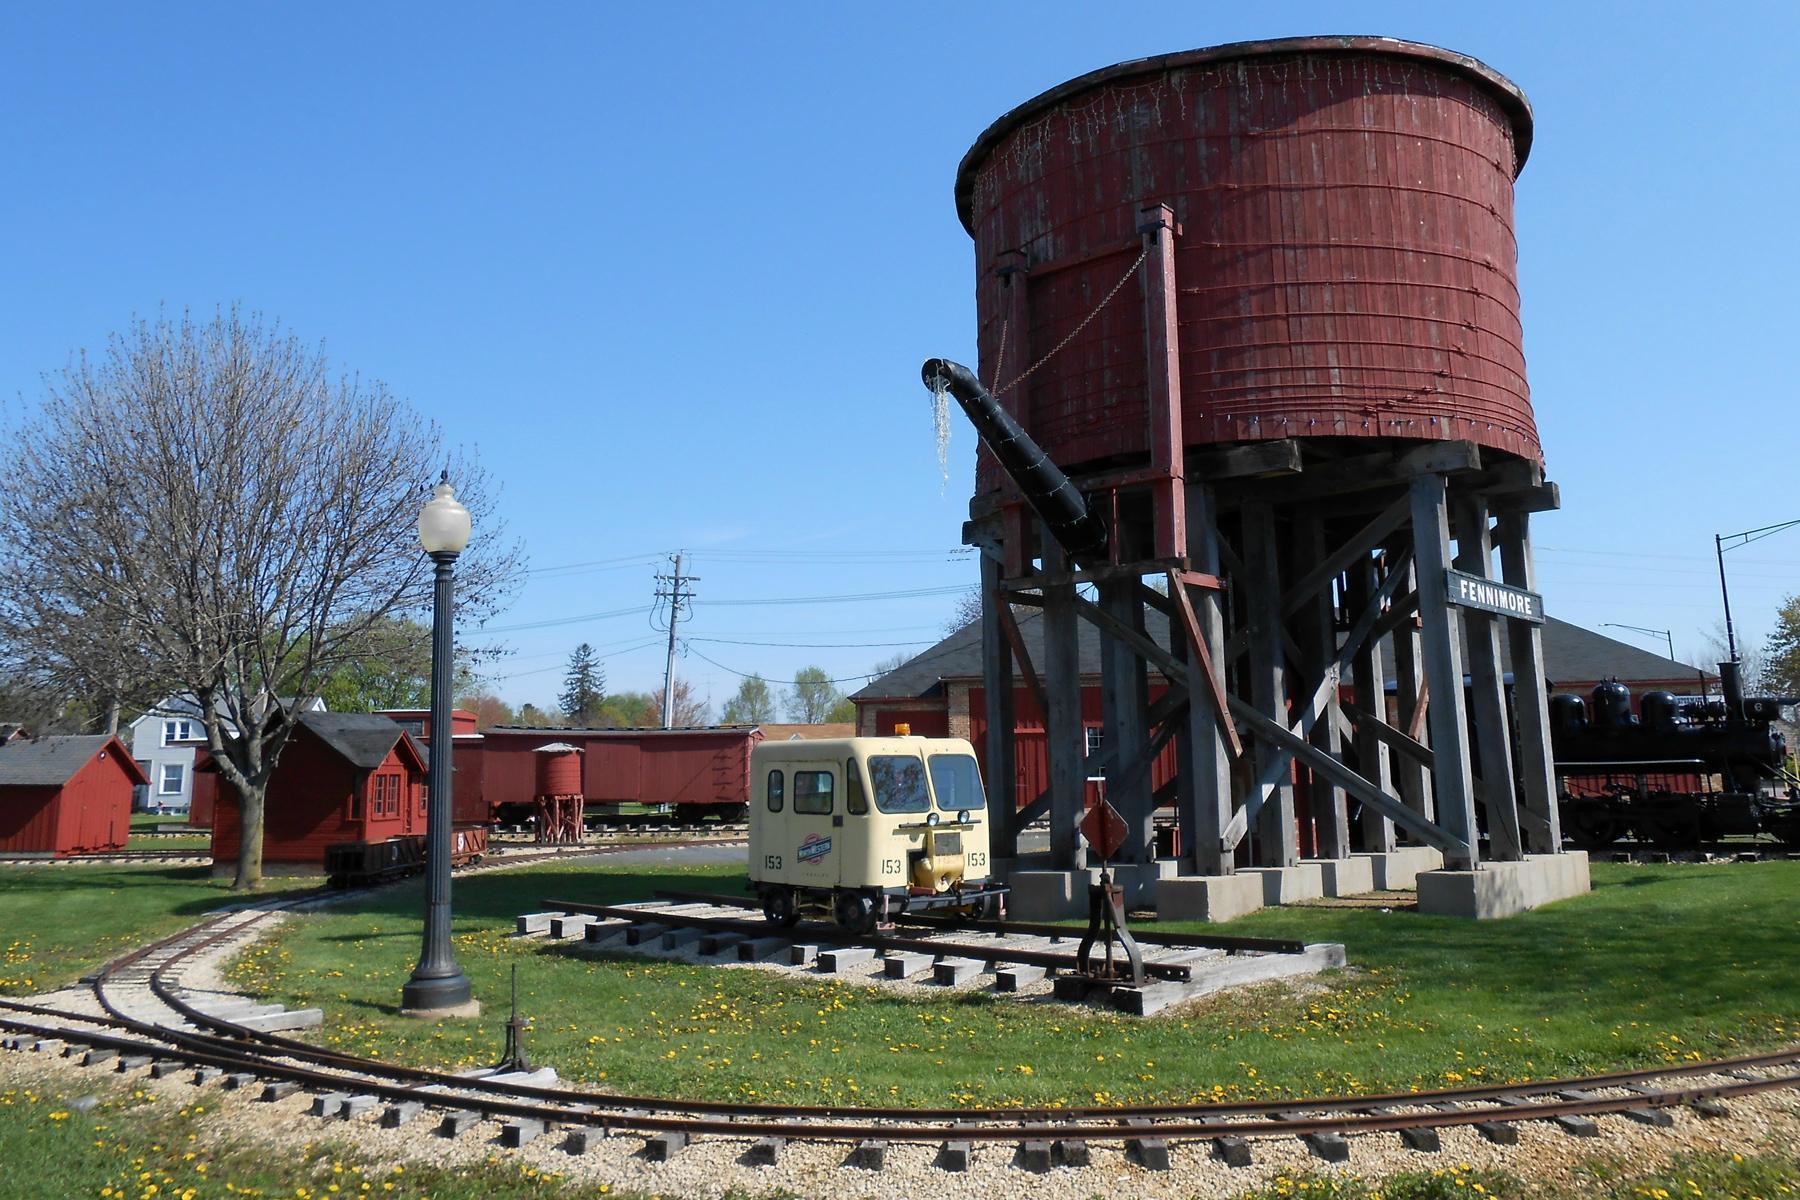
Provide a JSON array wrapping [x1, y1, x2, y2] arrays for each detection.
[[5, 1008, 1797, 1144]]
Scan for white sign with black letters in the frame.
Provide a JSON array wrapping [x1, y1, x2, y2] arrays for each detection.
[[1444, 568, 1544, 625]]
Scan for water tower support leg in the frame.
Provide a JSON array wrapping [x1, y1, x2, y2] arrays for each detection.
[[1297, 512, 1350, 858], [1243, 502, 1298, 866], [1454, 495, 1524, 862], [1389, 554, 1436, 824], [1497, 508, 1563, 852], [980, 552, 1018, 860], [1099, 578, 1154, 864], [1043, 541, 1087, 869], [1409, 474, 1480, 869], [1176, 486, 1234, 876], [1350, 553, 1398, 854]]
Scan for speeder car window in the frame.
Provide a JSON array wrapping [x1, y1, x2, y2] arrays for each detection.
[[868, 755, 930, 814], [928, 755, 986, 810]]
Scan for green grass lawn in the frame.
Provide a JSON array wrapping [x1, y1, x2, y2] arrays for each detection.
[[122, 833, 213, 852], [226, 860, 1800, 1110], [0, 1074, 579, 1200], [0, 866, 318, 994]]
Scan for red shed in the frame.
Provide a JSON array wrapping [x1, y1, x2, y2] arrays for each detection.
[[0, 735, 145, 857], [208, 712, 428, 876]]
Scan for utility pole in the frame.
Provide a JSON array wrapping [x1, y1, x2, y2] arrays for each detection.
[[655, 553, 697, 728]]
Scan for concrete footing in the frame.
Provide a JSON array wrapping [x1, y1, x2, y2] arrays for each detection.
[[1009, 862, 1175, 919], [1300, 857, 1375, 898], [1239, 864, 1325, 905], [1155, 874, 1264, 923], [1416, 852, 1591, 918], [1353, 846, 1446, 890]]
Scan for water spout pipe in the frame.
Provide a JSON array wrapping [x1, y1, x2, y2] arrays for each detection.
[[922, 358, 1108, 565]]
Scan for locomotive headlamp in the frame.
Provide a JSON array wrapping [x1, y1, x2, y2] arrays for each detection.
[[958, 810, 971, 824], [927, 811, 940, 827]]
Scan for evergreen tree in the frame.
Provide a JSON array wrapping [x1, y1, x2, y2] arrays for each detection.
[[559, 643, 606, 725]]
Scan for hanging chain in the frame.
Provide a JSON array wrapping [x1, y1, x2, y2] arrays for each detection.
[[993, 245, 1149, 397], [989, 318, 1009, 391]]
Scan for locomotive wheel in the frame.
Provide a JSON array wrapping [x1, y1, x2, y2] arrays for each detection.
[[1561, 806, 1623, 850], [1641, 809, 1701, 851], [761, 887, 799, 927], [834, 890, 877, 936]]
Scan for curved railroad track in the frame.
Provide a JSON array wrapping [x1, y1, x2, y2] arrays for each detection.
[[3, 888, 1798, 1172]]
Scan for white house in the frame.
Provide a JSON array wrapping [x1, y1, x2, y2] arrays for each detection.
[[125, 694, 325, 813]]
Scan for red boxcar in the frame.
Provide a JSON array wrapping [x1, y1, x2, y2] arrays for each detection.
[[0, 735, 145, 857], [208, 712, 431, 875], [477, 726, 762, 822]]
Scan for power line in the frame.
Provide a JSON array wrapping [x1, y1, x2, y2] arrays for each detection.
[[696, 584, 969, 607], [689, 636, 937, 649], [479, 605, 652, 633]]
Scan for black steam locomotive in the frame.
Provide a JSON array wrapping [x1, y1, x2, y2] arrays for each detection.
[[1550, 662, 1799, 849]]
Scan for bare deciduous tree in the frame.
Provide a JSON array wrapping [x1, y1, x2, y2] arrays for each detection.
[[650, 677, 711, 727], [0, 308, 521, 888]]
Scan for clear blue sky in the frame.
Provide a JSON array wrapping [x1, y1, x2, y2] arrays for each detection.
[[3, 3, 1796, 712]]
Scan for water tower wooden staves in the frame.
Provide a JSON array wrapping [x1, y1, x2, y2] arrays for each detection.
[[935, 36, 1589, 918]]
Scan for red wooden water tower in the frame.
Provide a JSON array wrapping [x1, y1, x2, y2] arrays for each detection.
[[533, 743, 584, 845], [938, 36, 1585, 916]]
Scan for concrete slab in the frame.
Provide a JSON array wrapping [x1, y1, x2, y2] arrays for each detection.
[[736, 936, 790, 962], [698, 931, 747, 956], [818, 947, 877, 973], [1106, 860, 1176, 906], [789, 944, 824, 966], [234, 1008, 323, 1033], [1353, 845, 1445, 891], [514, 911, 565, 936], [380, 1102, 425, 1128], [1156, 874, 1264, 923], [1302, 857, 1376, 897], [1240, 864, 1325, 905], [882, 951, 934, 979], [994, 963, 1047, 992], [1416, 852, 1591, 919], [623, 923, 667, 947], [1006, 869, 1090, 920], [658, 927, 702, 951], [548, 915, 596, 940], [933, 957, 985, 986]]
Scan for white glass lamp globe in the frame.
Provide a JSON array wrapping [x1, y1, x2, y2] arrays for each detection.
[[418, 477, 472, 555]]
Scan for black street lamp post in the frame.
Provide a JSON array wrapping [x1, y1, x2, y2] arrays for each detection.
[[402, 473, 476, 1015], [1715, 519, 1800, 663]]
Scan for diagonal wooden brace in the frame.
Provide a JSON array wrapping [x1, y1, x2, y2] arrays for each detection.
[[1167, 569, 1241, 758]]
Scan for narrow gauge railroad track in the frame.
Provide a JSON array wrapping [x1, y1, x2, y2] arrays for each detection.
[[3, 899, 1798, 1169]]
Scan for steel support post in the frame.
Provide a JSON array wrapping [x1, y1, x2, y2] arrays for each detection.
[[1099, 578, 1153, 864], [1497, 508, 1563, 852], [1452, 494, 1523, 861], [1409, 475, 1480, 869], [1297, 512, 1349, 858], [1243, 502, 1298, 866], [1349, 552, 1397, 853], [401, 551, 474, 1013], [1178, 484, 1234, 875], [979, 552, 1018, 859], [1390, 553, 1435, 824], [1042, 540, 1087, 869]]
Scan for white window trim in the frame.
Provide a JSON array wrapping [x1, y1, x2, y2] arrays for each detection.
[[159, 763, 186, 795], [161, 719, 195, 747]]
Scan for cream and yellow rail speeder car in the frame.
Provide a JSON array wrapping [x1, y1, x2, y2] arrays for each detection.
[[748, 734, 1008, 933]]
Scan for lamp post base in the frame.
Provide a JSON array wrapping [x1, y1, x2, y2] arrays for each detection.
[[400, 999, 482, 1020], [400, 970, 477, 1017]]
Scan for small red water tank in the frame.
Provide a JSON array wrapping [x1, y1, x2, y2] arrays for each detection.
[[534, 743, 583, 799]]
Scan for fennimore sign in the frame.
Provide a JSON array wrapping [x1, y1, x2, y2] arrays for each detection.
[[1444, 568, 1544, 625]]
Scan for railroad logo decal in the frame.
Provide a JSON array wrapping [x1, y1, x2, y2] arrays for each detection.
[[797, 833, 833, 864]]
